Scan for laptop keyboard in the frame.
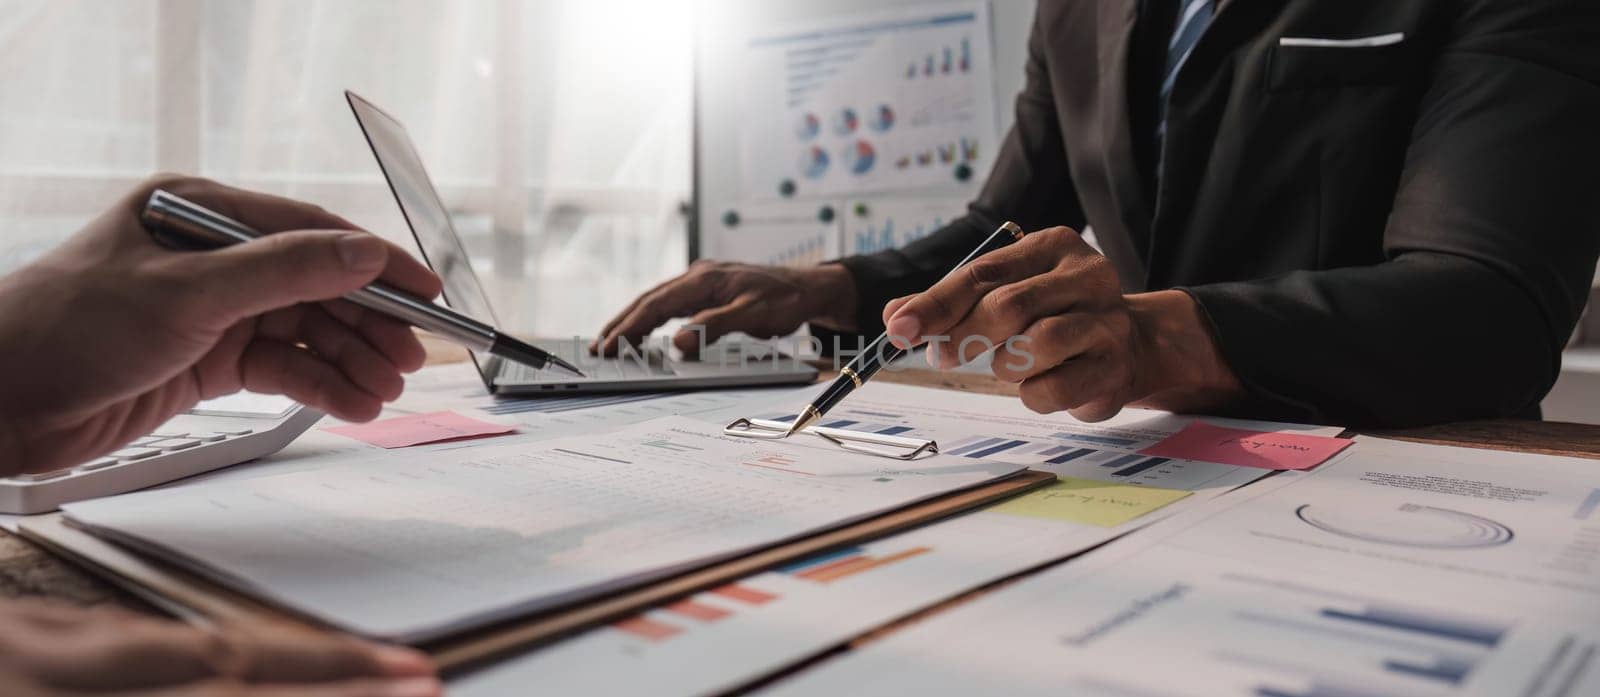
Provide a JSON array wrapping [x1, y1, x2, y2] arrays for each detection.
[[503, 341, 676, 382]]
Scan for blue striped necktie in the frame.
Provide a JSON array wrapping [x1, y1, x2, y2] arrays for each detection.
[[1158, 0, 1215, 141]]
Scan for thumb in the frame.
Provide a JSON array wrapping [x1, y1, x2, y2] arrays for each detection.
[[181, 230, 389, 321], [881, 294, 920, 347], [881, 294, 916, 326]]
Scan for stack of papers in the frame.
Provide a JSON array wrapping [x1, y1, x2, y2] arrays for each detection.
[[61, 416, 1026, 641], [760, 436, 1600, 696], [448, 383, 1344, 696]]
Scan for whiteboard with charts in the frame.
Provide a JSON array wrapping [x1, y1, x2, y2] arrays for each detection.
[[695, 0, 1036, 267]]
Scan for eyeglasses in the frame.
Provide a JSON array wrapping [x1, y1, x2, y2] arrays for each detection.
[[723, 418, 940, 460]]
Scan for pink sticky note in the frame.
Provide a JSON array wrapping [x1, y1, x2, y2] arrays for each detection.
[[1138, 421, 1351, 471], [325, 411, 515, 449]]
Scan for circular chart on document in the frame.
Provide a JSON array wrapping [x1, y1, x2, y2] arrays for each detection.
[[794, 112, 821, 141], [798, 145, 830, 179], [832, 107, 860, 136], [1295, 503, 1514, 549], [869, 103, 895, 132], [841, 139, 877, 175]]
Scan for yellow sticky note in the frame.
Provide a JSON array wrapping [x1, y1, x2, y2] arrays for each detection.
[[987, 476, 1191, 527]]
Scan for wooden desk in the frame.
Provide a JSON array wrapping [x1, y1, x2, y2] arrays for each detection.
[[4, 348, 1598, 642]]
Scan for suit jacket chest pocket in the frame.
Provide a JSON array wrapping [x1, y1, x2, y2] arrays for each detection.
[[1268, 35, 1412, 91]]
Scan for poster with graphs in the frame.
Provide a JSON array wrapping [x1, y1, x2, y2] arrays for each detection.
[[841, 197, 966, 256], [701, 202, 842, 268], [738, 3, 999, 200]]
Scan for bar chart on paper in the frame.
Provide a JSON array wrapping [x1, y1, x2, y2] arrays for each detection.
[[753, 410, 922, 438], [752, 537, 1600, 697], [940, 433, 1240, 490], [1197, 571, 1600, 697], [1043, 569, 1599, 697], [605, 540, 934, 646], [777, 544, 932, 583], [754, 406, 1252, 490]]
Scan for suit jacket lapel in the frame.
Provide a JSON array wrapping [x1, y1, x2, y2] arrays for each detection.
[[1096, 0, 1151, 290]]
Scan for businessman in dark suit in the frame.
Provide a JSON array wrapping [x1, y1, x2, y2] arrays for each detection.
[[596, 0, 1600, 427]]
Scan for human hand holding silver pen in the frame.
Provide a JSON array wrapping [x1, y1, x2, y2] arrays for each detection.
[[141, 190, 584, 378]]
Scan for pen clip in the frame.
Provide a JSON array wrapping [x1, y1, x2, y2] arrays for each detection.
[[723, 418, 940, 460], [813, 427, 940, 460], [722, 418, 794, 440]]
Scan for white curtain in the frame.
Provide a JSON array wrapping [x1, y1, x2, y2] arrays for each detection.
[[0, 0, 694, 337]]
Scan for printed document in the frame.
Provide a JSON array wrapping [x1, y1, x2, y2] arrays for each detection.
[[758, 436, 1600, 696], [450, 383, 1341, 696], [61, 416, 1024, 641]]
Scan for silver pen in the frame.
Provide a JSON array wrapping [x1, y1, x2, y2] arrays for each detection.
[[140, 189, 585, 377]]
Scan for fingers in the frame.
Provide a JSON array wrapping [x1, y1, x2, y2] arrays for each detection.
[[671, 295, 762, 355], [594, 268, 694, 350], [318, 301, 429, 374], [880, 295, 915, 341], [932, 272, 1089, 368], [207, 623, 433, 684], [0, 605, 223, 689], [134, 175, 442, 308], [256, 306, 405, 402], [1017, 355, 1133, 421], [595, 269, 719, 355], [134, 175, 361, 236], [990, 313, 1112, 382], [131, 676, 441, 697], [883, 227, 1074, 347], [160, 230, 391, 323], [237, 339, 384, 421]]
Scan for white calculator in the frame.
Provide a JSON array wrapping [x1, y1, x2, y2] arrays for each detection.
[[0, 393, 322, 515]]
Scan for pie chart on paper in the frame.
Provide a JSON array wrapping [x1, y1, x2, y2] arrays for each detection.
[[798, 145, 830, 179], [1295, 503, 1514, 549], [832, 107, 859, 136], [869, 104, 895, 132], [842, 139, 876, 175], [794, 112, 820, 141]]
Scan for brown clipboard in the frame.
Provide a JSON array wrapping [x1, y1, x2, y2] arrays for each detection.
[[19, 469, 1054, 673]]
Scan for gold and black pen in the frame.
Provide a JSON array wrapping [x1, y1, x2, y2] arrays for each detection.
[[784, 220, 1026, 435]]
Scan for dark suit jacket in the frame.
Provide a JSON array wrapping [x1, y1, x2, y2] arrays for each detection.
[[830, 0, 1600, 427]]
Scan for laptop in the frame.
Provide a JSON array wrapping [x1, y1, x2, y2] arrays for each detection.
[[345, 91, 817, 395]]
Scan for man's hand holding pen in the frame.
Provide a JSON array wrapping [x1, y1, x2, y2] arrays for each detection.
[[591, 221, 1244, 424], [882, 226, 1242, 422]]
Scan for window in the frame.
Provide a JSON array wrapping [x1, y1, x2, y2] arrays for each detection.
[[0, 0, 694, 336]]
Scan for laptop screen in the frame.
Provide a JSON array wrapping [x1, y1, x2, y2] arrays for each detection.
[[345, 91, 501, 330]]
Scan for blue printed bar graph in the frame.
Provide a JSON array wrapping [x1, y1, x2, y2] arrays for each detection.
[[1576, 488, 1600, 520], [1255, 684, 1393, 697], [1046, 448, 1096, 464], [1320, 605, 1507, 647], [776, 545, 864, 574], [1051, 432, 1140, 448], [946, 437, 1005, 457], [763, 412, 923, 438], [1381, 655, 1475, 684], [1220, 573, 1517, 697], [1111, 457, 1170, 477], [1099, 453, 1146, 470], [965, 440, 1029, 459], [840, 409, 904, 419]]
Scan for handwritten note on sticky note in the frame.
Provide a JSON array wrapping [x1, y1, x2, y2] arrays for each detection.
[[986, 477, 1191, 527], [325, 411, 515, 449], [1139, 422, 1351, 471]]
